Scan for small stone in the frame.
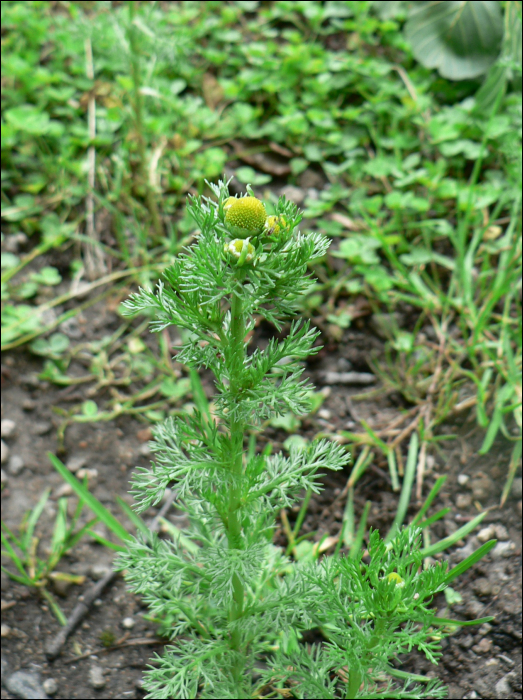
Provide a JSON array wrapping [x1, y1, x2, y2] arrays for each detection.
[[495, 675, 512, 699], [479, 623, 492, 635], [491, 541, 515, 559], [493, 524, 509, 540], [22, 399, 36, 411], [89, 664, 106, 690], [471, 475, 495, 501], [318, 408, 332, 420], [456, 493, 472, 509], [459, 634, 473, 648], [42, 679, 58, 696], [121, 617, 135, 630], [280, 185, 305, 205], [1, 469, 8, 487], [138, 443, 151, 457], [6, 670, 48, 699], [3, 232, 28, 253], [457, 473, 470, 486], [1, 440, 9, 465], [1, 624, 11, 637], [8, 455, 25, 475], [337, 357, 352, 371], [466, 596, 485, 618], [76, 468, 98, 481], [51, 578, 73, 598], [1, 420, 16, 439], [472, 577, 492, 597], [66, 455, 87, 473], [53, 483, 73, 499], [511, 477, 522, 500], [32, 422, 52, 436], [89, 564, 110, 581], [477, 525, 496, 543], [20, 373, 40, 388], [472, 637, 492, 654], [136, 428, 152, 442]]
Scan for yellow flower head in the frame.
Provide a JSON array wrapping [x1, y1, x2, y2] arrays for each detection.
[[264, 215, 287, 236], [224, 196, 267, 239]]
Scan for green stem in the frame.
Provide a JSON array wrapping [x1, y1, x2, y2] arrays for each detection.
[[128, 1, 163, 241], [346, 618, 387, 699], [226, 279, 247, 696]]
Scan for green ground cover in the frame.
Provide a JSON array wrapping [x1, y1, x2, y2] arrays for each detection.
[[1, 0, 521, 495]]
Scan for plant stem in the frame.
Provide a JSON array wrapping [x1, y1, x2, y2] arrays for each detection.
[[346, 618, 388, 699], [226, 278, 247, 696], [127, 1, 163, 242]]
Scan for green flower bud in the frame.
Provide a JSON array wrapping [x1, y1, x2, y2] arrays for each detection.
[[224, 238, 255, 265], [224, 196, 267, 239], [264, 215, 287, 236]]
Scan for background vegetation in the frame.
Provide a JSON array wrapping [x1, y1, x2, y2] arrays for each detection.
[[2, 0, 521, 497]]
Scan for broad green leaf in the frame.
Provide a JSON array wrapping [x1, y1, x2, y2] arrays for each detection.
[[405, 1, 503, 80]]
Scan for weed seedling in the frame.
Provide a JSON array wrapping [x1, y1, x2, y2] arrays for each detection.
[[117, 181, 495, 699]]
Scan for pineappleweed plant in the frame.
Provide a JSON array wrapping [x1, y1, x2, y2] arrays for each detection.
[[118, 181, 495, 699]]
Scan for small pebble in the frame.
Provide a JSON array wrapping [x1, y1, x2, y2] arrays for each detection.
[[459, 634, 473, 648], [472, 577, 492, 597], [66, 455, 87, 473], [495, 675, 512, 699], [32, 422, 52, 436], [477, 525, 496, 543], [1, 440, 9, 465], [491, 541, 515, 559], [280, 185, 306, 205], [6, 670, 48, 699], [3, 232, 28, 253], [457, 473, 470, 486], [22, 399, 36, 411], [472, 637, 492, 654], [53, 483, 73, 499], [8, 454, 25, 475], [479, 623, 492, 635], [456, 493, 472, 509], [89, 664, 106, 690], [138, 443, 151, 457], [76, 468, 98, 481], [1, 624, 11, 637], [89, 565, 110, 581], [20, 373, 40, 388], [317, 408, 332, 420], [1, 469, 8, 487], [121, 617, 135, 630], [471, 475, 495, 501], [42, 679, 58, 696], [1, 419, 16, 439], [493, 524, 509, 540], [465, 596, 485, 618]]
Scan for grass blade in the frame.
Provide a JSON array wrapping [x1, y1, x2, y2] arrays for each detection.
[[48, 453, 131, 544]]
